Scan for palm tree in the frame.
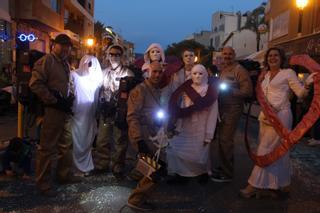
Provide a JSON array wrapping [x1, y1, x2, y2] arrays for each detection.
[[242, 3, 267, 51], [94, 21, 107, 60], [94, 21, 106, 44], [165, 40, 210, 63]]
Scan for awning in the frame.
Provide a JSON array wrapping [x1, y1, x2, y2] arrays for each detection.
[[0, 7, 11, 22], [245, 49, 266, 63]]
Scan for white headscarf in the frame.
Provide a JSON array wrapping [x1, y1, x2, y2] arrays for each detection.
[[177, 64, 209, 126], [142, 43, 165, 77], [190, 64, 208, 97], [76, 55, 103, 86]]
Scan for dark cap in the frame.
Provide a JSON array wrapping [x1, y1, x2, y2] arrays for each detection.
[[54, 34, 73, 46]]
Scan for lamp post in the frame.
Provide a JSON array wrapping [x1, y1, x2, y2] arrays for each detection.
[[86, 38, 94, 47], [85, 36, 95, 55], [296, 0, 309, 35]]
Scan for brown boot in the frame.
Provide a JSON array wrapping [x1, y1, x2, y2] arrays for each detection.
[[239, 185, 259, 198]]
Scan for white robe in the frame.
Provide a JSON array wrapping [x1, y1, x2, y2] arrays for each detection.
[[248, 69, 308, 189], [167, 85, 218, 177], [71, 56, 103, 172]]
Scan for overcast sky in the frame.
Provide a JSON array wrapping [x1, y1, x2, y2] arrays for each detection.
[[95, 0, 265, 53]]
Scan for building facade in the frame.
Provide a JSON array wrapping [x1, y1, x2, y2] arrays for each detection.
[[265, 0, 320, 62], [186, 30, 213, 48], [210, 11, 247, 50], [0, 0, 13, 85], [223, 29, 268, 58], [10, 0, 94, 56]]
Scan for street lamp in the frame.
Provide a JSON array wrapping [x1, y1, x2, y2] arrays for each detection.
[[296, 0, 309, 34], [86, 38, 95, 47]]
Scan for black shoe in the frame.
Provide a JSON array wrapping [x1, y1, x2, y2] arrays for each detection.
[[197, 174, 209, 185], [112, 164, 125, 179], [40, 188, 58, 197], [166, 175, 189, 185], [210, 173, 232, 183], [212, 166, 223, 174], [57, 175, 82, 185], [127, 201, 155, 211], [91, 169, 107, 175]]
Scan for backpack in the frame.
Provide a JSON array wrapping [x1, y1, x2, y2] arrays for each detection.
[[114, 65, 144, 130]]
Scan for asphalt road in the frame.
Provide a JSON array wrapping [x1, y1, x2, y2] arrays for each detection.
[[0, 112, 319, 213]]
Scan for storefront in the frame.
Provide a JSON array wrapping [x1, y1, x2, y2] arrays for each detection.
[[276, 32, 320, 65], [0, 19, 13, 87]]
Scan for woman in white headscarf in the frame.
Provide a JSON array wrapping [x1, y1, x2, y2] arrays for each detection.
[[70, 55, 103, 175], [166, 64, 219, 182], [142, 43, 165, 78]]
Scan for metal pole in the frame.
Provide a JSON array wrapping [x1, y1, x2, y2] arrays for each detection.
[[17, 102, 23, 137], [298, 9, 303, 34]]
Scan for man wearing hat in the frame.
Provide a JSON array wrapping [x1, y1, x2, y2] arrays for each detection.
[[29, 34, 79, 196]]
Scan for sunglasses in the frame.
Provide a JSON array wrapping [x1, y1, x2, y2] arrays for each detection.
[[109, 53, 122, 57]]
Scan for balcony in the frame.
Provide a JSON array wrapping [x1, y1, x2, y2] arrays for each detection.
[[11, 0, 64, 32], [64, 0, 93, 23]]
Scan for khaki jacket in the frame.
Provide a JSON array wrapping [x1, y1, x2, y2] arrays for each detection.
[[29, 52, 70, 105], [219, 63, 253, 105], [127, 79, 162, 148]]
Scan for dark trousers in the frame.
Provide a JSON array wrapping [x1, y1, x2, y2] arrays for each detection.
[[217, 103, 243, 177], [94, 116, 128, 171], [36, 108, 73, 191]]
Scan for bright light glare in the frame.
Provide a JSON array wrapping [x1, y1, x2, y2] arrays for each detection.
[[86, 38, 94, 47], [105, 28, 113, 34], [156, 109, 165, 120], [219, 83, 228, 90], [296, 0, 308, 10]]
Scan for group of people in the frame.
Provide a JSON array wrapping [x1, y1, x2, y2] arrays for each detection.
[[26, 33, 317, 211]]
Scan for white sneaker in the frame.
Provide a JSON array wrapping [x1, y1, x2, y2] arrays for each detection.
[[307, 139, 320, 146]]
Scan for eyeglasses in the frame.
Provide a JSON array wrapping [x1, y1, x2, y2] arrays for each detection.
[[109, 53, 122, 57]]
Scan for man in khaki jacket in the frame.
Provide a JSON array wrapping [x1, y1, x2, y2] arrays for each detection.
[[211, 46, 253, 183], [126, 61, 166, 211], [29, 34, 78, 196]]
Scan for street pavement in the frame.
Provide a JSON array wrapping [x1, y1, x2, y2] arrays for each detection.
[[0, 110, 320, 213]]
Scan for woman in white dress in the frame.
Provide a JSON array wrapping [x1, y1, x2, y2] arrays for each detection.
[[166, 64, 219, 183], [240, 47, 316, 197], [70, 55, 103, 175]]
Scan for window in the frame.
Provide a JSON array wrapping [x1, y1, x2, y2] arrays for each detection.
[[64, 9, 69, 25], [50, 0, 60, 13], [219, 24, 225, 32], [215, 36, 220, 48], [77, 0, 85, 8]]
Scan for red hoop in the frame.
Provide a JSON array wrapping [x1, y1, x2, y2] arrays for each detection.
[[246, 54, 320, 167]]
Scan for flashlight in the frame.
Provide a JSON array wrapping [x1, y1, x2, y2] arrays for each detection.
[[219, 82, 228, 91], [156, 109, 165, 120]]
